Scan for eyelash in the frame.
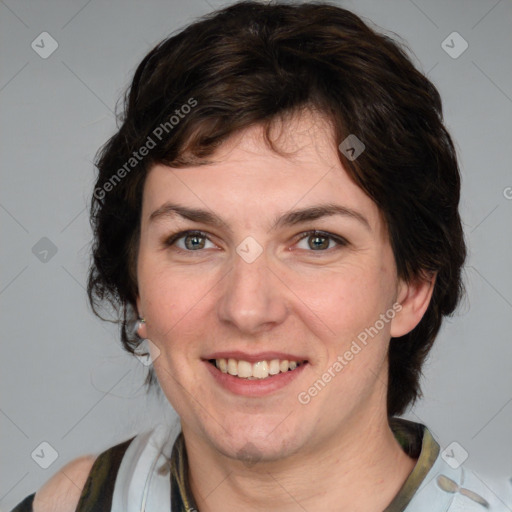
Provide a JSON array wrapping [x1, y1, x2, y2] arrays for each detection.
[[163, 229, 348, 254]]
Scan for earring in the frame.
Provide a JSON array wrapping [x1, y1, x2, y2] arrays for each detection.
[[133, 317, 146, 338]]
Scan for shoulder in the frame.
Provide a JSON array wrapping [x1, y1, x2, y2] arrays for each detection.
[[19, 427, 176, 512], [396, 421, 511, 511], [32, 455, 97, 512]]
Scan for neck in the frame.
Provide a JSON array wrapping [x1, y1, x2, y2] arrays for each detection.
[[183, 410, 417, 512]]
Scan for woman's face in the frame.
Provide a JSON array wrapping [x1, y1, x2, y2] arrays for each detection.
[[136, 111, 409, 462]]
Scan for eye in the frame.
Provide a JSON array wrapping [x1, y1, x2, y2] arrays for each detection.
[[295, 230, 347, 251], [165, 230, 216, 251]]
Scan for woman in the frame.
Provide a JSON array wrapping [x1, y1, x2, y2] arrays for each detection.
[[11, 1, 508, 510]]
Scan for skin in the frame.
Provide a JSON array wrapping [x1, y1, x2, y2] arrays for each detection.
[[136, 109, 435, 511], [33, 456, 95, 511]]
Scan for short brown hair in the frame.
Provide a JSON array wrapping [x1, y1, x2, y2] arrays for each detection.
[[88, 1, 466, 417]]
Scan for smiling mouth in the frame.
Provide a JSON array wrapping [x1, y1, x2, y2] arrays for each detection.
[[208, 358, 307, 380]]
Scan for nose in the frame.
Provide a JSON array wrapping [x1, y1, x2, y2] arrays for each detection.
[[216, 250, 289, 335]]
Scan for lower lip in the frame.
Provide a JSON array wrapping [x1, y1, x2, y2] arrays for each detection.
[[204, 360, 307, 397]]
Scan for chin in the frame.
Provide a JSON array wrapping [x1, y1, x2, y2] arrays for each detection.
[[202, 415, 308, 464]]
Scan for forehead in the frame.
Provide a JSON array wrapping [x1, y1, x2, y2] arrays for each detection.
[[143, 110, 385, 237]]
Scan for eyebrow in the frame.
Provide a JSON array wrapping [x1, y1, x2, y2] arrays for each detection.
[[149, 202, 371, 232]]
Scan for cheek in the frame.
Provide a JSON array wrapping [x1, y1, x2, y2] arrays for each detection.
[[139, 270, 177, 337], [138, 255, 213, 339], [293, 267, 391, 337], [291, 269, 396, 385]]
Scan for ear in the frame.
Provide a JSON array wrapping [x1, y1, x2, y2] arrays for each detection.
[[135, 297, 147, 339], [390, 272, 436, 338]]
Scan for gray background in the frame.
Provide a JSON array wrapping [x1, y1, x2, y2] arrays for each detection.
[[1, 0, 511, 509]]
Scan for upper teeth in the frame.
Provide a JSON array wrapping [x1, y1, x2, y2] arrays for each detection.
[[215, 358, 301, 379]]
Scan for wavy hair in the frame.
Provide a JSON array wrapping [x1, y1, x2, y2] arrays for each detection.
[[88, 1, 466, 416]]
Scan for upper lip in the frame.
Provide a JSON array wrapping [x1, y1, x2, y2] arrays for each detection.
[[203, 351, 308, 363]]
